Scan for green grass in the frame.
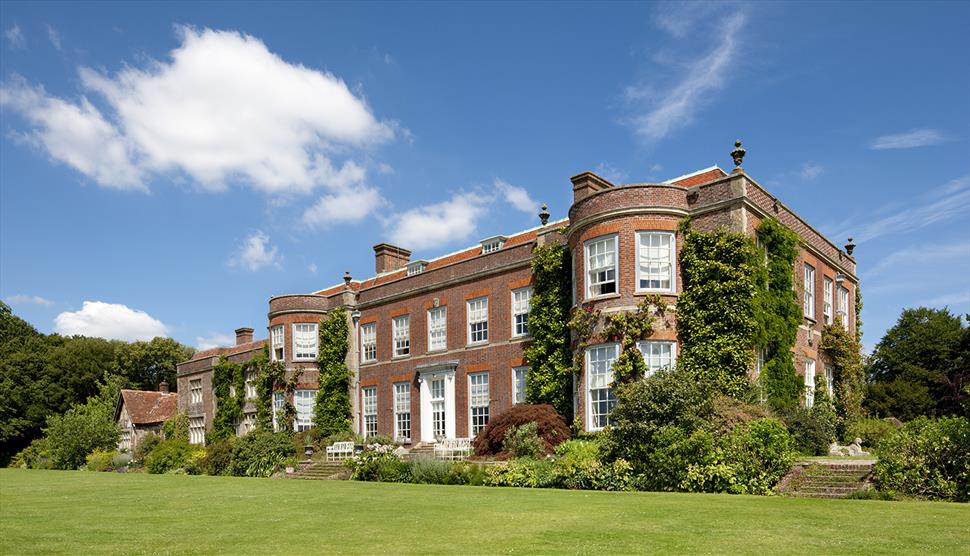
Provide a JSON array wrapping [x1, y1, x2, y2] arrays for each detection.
[[1, 470, 967, 555]]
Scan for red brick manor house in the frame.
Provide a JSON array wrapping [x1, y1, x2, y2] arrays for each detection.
[[177, 152, 858, 445]]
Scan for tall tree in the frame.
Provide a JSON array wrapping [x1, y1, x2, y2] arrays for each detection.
[[866, 307, 968, 419], [114, 337, 194, 391]]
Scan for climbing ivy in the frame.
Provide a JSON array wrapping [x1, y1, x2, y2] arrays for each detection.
[[676, 220, 760, 397], [752, 218, 804, 409], [253, 349, 290, 432], [854, 285, 863, 344], [820, 318, 865, 425], [211, 356, 246, 441], [523, 242, 574, 419], [314, 308, 353, 436]]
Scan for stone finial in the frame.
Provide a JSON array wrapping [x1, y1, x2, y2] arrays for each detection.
[[539, 203, 550, 225], [845, 237, 856, 256], [343, 271, 352, 287], [731, 139, 746, 169]]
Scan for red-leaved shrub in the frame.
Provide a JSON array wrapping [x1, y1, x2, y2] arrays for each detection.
[[472, 404, 570, 458]]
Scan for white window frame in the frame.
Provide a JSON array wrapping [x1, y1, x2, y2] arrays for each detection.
[[825, 365, 834, 398], [837, 286, 850, 330], [362, 386, 377, 438], [293, 389, 316, 432], [272, 392, 285, 432], [636, 340, 676, 378], [635, 231, 676, 293], [189, 416, 205, 445], [292, 323, 318, 361], [467, 297, 488, 345], [242, 412, 257, 435], [392, 315, 410, 357], [512, 366, 528, 405], [823, 277, 833, 325], [511, 287, 532, 338], [482, 240, 502, 254], [804, 359, 816, 408], [468, 372, 490, 436], [189, 378, 202, 405], [586, 343, 619, 432], [245, 370, 257, 399], [393, 382, 411, 442], [360, 323, 377, 363], [803, 264, 815, 320], [270, 325, 284, 361], [427, 307, 447, 352], [585, 235, 618, 300]]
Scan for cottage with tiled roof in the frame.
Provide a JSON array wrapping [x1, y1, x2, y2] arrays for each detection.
[[115, 383, 178, 453]]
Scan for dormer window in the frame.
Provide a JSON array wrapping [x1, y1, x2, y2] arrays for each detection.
[[480, 236, 507, 254], [407, 260, 428, 276]]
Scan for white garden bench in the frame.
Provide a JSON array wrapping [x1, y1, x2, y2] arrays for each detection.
[[326, 441, 355, 461], [434, 438, 472, 461]]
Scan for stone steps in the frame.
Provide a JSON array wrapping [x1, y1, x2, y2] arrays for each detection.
[[289, 461, 350, 480], [776, 461, 874, 498]]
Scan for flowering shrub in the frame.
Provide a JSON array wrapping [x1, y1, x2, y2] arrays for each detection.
[[347, 444, 406, 482]]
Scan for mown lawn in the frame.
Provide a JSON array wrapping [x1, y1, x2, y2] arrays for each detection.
[[0, 469, 967, 555]]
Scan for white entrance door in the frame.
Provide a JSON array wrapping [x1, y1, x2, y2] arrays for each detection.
[[419, 370, 455, 442]]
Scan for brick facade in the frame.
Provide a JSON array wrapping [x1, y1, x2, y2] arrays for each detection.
[[177, 164, 859, 443]]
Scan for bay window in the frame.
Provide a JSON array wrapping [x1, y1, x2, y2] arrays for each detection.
[[585, 236, 617, 298], [292, 323, 318, 360], [636, 231, 675, 292]]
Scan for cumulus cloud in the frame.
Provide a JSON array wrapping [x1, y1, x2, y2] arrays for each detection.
[[386, 192, 491, 250], [494, 179, 539, 214], [870, 129, 944, 150], [627, 7, 746, 142], [1, 26, 392, 210], [4, 25, 25, 49], [228, 230, 281, 271], [54, 301, 168, 341], [5, 294, 54, 307], [196, 332, 234, 350], [302, 186, 383, 228]]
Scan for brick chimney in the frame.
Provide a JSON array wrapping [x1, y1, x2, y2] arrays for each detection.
[[373, 243, 411, 274], [570, 171, 614, 203], [235, 327, 254, 346], [158, 381, 169, 394]]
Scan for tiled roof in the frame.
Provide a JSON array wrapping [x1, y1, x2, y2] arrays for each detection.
[[665, 166, 728, 187], [118, 390, 179, 425], [185, 339, 268, 363]]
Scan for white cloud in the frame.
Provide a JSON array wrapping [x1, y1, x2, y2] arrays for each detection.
[[386, 192, 490, 250], [196, 332, 234, 350], [628, 9, 746, 142], [595, 162, 629, 184], [4, 25, 25, 49], [1, 26, 392, 204], [1, 78, 145, 189], [307, 263, 318, 274], [800, 163, 824, 180], [54, 301, 168, 341], [46, 24, 61, 51], [302, 186, 383, 228], [228, 230, 282, 272], [5, 294, 54, 307], [494, 179, 538, 214], [870, 129, 944, 150], [835, 175, 969, 243], [653, 2, 726, 39]]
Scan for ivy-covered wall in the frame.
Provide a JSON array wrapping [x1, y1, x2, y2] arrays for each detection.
[[752, 218, 804, 408], [523, 242, 574, 419], [313, 308, 353, 436]]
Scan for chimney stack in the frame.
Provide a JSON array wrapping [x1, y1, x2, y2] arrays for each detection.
[[158, 381, 169, 394], [235, 327, 254, 346], [570, 171, 614, 203], [373, 243, 411, 274]]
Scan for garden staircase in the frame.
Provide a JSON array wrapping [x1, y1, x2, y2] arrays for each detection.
[[404, 443, 436, 461], [777, 461, 874, 498], [289, 460, 350, 480]]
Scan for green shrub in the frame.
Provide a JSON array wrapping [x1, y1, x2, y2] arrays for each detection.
[[448, 462, 486, 486], [162, 412, 189, 442], [200, 438, 236, 476], [111, 452, 131, 468], [133, 433, 162, 464], [845, 418, 899, 451], [874, 416, 970, 501], [776, 407, 834, 456], [635, 426, 716, 492], [364, 434, 395, 446], [145, 439, 200, 474], [503, 422, 545, 459], [228, 430, 296, 477], [709, 395, 772, 435], [484, 458, 556, 488], [85, 449, 116, 472], [409, 456, 451, 484], [44, 395, 119, 469], [347, 446, 406, 482], [551, 440, 634, 491], [9, 437, 53, 469], [844, 487, 896, 501]]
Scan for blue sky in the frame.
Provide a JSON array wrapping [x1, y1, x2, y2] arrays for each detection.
[[1, 1, 968, 352]]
